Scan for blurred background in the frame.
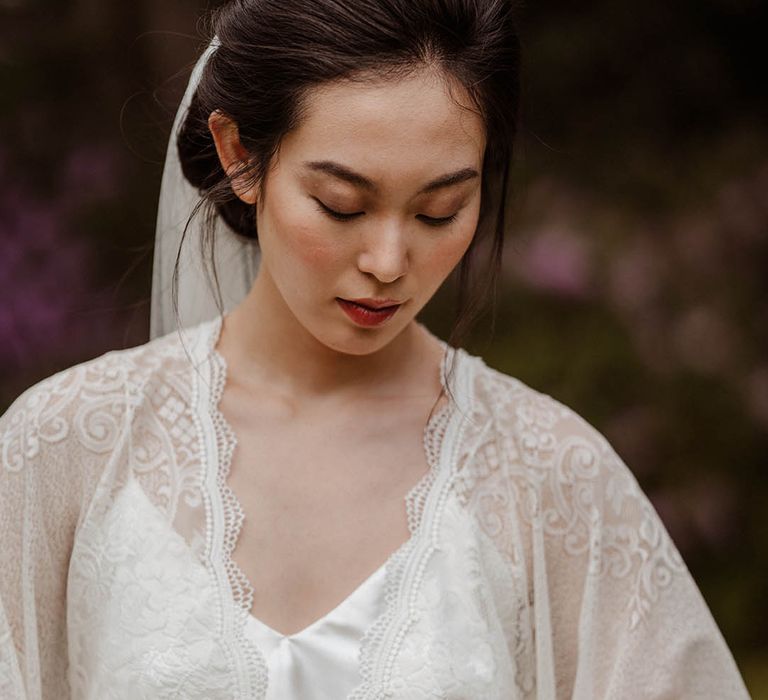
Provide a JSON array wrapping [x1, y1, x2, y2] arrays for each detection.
[[1, 0, 766, 693]]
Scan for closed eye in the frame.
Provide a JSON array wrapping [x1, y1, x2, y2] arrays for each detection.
[[417, 213, 458, 227], [314, 198, 363, 222], [314, 198, 458, 227]]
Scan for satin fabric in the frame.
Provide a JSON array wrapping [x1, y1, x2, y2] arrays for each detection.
[[243, 560, 388, 699]]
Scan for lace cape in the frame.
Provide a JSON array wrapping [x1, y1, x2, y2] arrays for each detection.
[[0, 317, 749, 699]]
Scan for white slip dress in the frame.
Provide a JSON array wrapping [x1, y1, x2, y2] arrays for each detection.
[[242, 560, 389, 699]]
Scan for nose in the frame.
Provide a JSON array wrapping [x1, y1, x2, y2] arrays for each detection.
[[356, 220, 409, 284]]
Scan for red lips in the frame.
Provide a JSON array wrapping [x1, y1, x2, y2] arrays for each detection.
[[345, 297, 404, 309], [336, 298, 403, 327]]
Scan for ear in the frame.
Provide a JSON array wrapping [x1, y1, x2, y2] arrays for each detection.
[[208, 110, 258, 205]]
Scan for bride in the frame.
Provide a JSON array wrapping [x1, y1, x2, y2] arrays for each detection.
[[0, 0, 750, 698]]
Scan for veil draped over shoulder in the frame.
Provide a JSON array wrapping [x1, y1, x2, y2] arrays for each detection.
[[150, 36, 260, 340]]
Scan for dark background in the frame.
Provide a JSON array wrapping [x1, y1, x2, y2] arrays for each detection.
[[1, 0, 766, 693]]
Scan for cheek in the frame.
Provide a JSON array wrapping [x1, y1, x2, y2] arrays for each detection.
[[267, 200, 344, 275], [438, 231, 473, 267], [426, 220, 477, 279], [422, 244, 466, 290], [288, 224, 338, 270]]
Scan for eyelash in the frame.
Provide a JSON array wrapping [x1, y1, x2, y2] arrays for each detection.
[[313, 199, 458, 227]]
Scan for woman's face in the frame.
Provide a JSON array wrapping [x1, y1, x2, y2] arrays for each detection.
[[227, 67, 486, 356]]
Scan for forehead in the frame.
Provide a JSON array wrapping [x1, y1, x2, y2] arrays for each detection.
[[280, 67, 487, 181]]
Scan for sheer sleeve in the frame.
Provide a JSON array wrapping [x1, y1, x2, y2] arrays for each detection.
[[0, 353, 132, 700], [496, 385, 751, 699]]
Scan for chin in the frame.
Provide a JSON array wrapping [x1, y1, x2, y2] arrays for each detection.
[[324, 333, 393, 357], [311, 324, 402, 357]]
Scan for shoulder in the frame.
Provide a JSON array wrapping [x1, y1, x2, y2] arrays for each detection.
[[460, 353, 689, 625], [463, 351, 613, 455], [460, 351, 643, 509], [0, 320, 213, 467]]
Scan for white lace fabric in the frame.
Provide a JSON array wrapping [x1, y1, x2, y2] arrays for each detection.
[[0, 316, 751, 699]]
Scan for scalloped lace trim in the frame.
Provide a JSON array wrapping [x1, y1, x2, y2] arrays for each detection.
[[353, 381, 454, 699], [205, 314, 456, 699], [205, 318, 268, 699]]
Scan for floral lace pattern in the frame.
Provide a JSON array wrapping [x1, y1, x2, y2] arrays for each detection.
[[0, 317, 750, 699], [67, 480, 237, 699], [476, 365, 687, 631]]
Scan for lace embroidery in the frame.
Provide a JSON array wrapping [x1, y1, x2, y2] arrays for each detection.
[[0, 320, 749, 698], [351, 348, 479, 699], [352, 395, 455, 699], [190, 320, 268, 700], [473, 364, 687, 633]]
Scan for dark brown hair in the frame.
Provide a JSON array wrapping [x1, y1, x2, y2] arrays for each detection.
[[176, 0, 522, 398]]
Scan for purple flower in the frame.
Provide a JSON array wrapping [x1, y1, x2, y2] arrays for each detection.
[[509, 225, 594, 299]]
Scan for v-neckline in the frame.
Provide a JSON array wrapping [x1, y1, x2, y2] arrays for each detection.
[[204, 312, 456, 641], [245, 556, 389, 641]]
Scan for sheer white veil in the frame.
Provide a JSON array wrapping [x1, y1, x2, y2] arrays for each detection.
[[150, 35, 260, 340]]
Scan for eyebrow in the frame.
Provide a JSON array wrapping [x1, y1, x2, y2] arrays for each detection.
[[303, 160, 479, 195]]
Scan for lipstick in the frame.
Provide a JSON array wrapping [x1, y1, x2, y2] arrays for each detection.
[[336, 298, 402, 327]]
